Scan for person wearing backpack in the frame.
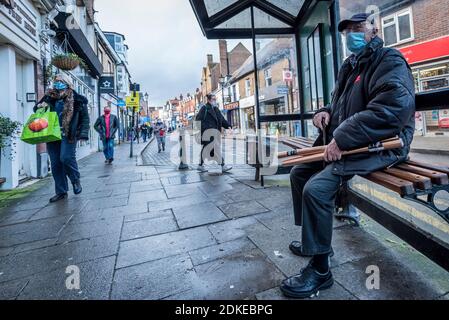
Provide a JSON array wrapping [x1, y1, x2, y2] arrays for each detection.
[[195, 94, 232, 173]]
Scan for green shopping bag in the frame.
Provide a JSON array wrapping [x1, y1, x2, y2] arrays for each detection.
[[21, 106, 62, 145]]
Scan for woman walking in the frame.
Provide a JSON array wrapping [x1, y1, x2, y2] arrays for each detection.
[[34, 74, 90, 203]]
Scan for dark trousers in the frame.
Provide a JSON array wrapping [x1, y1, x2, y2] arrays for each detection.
[[199, 142, 224, 166], [290, 163, 353, 256], [102, 138, 114, 160], [47, 138, 80, 196]]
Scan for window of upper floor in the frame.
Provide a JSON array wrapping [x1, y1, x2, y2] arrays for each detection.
[[245, 79, 251, 96], [382, 7, 414, 47], [264, 68, 272, 87]]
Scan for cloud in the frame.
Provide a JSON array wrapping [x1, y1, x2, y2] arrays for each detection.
[[95, 0, 220, 106]]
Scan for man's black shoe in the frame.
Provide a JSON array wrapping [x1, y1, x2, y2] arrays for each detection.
[[280, 264, 333, 299], [289, 241, 334, 258], [49, 194, 67, 203], [73, 180, 83, 195]]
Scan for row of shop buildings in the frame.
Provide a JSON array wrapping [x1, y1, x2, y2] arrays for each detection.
[[0, 0, 133, 190], [187, 0, 449, 138]]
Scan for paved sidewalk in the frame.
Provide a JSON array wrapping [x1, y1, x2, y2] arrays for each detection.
[[411, 135, 449, 155], [0, 136, 448, 300]]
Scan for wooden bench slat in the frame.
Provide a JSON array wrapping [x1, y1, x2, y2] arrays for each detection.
[[406, 160, 449, 176], [281, 140, 310, 149], [364, 171, 415, 196], [384, 167, 433, 190], [396, 164, 449, 185]]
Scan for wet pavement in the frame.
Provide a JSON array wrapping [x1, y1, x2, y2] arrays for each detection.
[[0, 134, 448, 300]]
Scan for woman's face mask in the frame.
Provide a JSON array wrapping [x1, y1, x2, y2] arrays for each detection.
[[53, 81, 68, 91], [346, 32, 368, 54]]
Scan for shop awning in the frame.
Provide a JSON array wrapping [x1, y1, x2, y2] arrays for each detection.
[[54, 12, 103, 78], [189, 0, 313, 39]]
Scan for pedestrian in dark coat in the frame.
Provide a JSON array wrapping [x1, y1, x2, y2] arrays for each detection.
[[94, 106, 119, 164], [34, 74, 90, 203], [281, 13, 416, 299], [195, 94, 232, 173]]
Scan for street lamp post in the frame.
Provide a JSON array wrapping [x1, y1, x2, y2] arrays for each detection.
[[219, 75, 226, 109]]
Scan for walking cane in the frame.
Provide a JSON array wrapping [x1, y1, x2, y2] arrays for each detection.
[[322, 118, 327, 168]]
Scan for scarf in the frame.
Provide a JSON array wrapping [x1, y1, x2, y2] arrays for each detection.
[[48, 89, 75, 141]]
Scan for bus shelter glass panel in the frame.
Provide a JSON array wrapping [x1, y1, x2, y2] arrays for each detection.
[[255, 34, 300, 121], [204, 0, 239, 17], [266, 0, 305, 16]]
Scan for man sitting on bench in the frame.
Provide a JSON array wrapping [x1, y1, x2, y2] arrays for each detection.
[[280, 13, 416, 299]]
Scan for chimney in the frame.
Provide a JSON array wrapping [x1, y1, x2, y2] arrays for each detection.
[[219, 40, 229, 77], [207, 54, 213, 65], [256, 41, 261, 52]]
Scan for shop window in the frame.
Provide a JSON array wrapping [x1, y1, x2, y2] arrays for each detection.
[[382, 8, 414, 46]]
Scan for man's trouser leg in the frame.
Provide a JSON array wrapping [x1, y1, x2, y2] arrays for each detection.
[[102, 138, 109, 160], [290, 162, 323, 226], [300, 165, 353, 256]]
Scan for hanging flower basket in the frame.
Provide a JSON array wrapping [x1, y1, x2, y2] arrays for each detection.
[[51, 53, 85, 71]]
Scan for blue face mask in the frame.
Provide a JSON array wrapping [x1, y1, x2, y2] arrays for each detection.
[[346, 32, 368, 54], [53, 81, 68, 90]]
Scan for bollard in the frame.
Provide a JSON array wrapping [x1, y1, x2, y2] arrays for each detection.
[[178, 129, 189, 170]]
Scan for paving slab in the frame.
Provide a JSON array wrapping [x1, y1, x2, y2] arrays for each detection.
[[207, 216, 260, 243], [0, 278, 28, 299], [332, 248, 442, 300], [57, 217, 124, 243], [17, 256, 115, 300], [116, 226, 216, 269], [191, 248, 285, 300], [0, 215, 70, 247], [128, 189, 168, 204], [111, 254, 195, 300], [124, 209, 173, 223], [172, 202, 228, 229], [0, 234, 119, 283], [189, 238, 257, 266], [84, 197, 129, 211], [219, 200, 269, 219], [255, 283, 357, 300], [121, 214, 178, 241]]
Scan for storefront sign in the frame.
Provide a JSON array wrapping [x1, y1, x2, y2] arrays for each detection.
[[224, 101, 239, 111], [0, 1, 37, 38], [399, 36, 449, 65], [99, 76, 115, 94], [277, 85, 289, 95], [240, 96, 255, 109], [439, 109, 449, 129], [283, 70, 293, 82]]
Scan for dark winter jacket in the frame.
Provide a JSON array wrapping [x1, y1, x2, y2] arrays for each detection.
[[94, 114, 119, 139], [196, 103, 231, 144], [314, 36, 415, 176], [34, 90, 90, 142]]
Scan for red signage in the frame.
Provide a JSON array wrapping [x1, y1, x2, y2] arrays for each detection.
[[399, 36, 449, 65], [224, 102, 239, 110]]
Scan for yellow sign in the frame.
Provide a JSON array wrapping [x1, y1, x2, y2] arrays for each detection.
[[126, 93, 140, 110]]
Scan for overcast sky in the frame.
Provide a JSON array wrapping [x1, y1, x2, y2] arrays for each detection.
[[95, 0, 249, 106]]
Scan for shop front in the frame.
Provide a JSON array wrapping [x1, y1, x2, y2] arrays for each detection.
[[224, 101, 240, 130], [399, 36, 449, 134], [239, 95, 256, 133], [0, 0, 44, 189]]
